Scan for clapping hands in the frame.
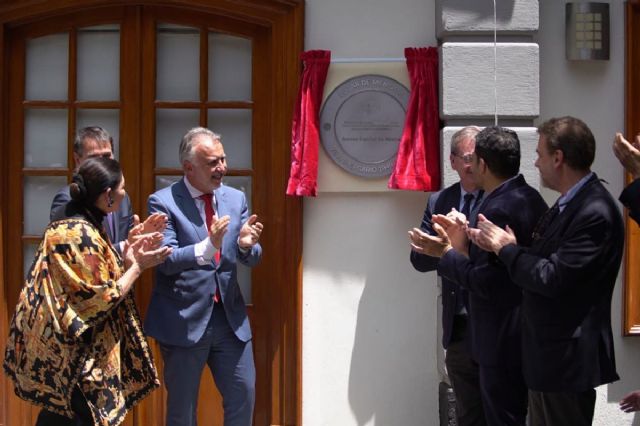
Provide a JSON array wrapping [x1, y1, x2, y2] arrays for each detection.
[[433, 208, 470, 256], [613, 132, 640, 179], [239, 215, 263, 249], [124, 213, 171, 271], [124, 231, 172, 271], [127, 213, 168, 246], [467, 214, 517, 254]]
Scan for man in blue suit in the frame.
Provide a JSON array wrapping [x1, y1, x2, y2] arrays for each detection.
[[146, 127, 263, 426], [410, 127, 547, 425], [50, 126, 133, 248], [410, 126, 486, 426]]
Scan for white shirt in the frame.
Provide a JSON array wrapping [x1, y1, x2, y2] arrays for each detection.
[[183, 176, 220, 265]]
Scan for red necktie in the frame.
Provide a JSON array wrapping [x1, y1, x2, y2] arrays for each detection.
[[199, 193, 221, 303]]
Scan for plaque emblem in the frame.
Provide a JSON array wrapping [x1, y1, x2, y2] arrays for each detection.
[[320, 74, 409, 178]]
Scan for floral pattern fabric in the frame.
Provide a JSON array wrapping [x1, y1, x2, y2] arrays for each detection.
[[3, 218, 159, 426]]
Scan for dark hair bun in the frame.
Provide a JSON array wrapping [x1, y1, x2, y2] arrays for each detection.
[[70, 173, 87, 201]]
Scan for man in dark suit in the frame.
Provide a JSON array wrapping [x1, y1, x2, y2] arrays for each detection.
[[410, 126, 486, 426], [613, 131, 640, 413], [410, 126, 547, 425], [614, 132, 640, 224], [50, 126, 133, 247], [146, 127, 263, 426], [472, 117, 624, 426]]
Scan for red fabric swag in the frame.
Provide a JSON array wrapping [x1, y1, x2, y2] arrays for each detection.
[[388, 47, 441, 191], [286, 50, 331, 197]]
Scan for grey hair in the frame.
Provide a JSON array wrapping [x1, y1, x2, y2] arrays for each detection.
[[74, 126, 113, 156], [450, 126, 481, 155], [179, 127, 221, 164]]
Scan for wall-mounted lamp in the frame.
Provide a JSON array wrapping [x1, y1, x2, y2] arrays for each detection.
[[566, 2, 610, 60]]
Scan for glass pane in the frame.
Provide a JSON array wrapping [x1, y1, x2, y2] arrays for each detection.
[[77, 25, 120, 101], [24, 242, 40, 279], [24, 176, 68, 236], [208, 33, 252, 101], [157, 24, 199, 101], [155, 175, 181, 191], [26, 33, 68, 100], [224, 176, 252, 304], [207, 109, 252, 169], [223, 176, 252, 211], [156, 109, 200, 168], [24, 109, 68, 168], [155, 176, 251, 207], [154, 175, 252, 303], [76, 109, 120, 159]]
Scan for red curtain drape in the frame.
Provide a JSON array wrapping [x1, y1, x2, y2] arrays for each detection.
[[388, 47, 441, 191], [286, 50, 331, 197]]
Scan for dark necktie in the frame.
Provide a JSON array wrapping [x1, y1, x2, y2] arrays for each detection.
[[199, 193, 222, 303], [454, 193, 475, 315], [461, 193, 474, 218], [532, 202, 560, 241]]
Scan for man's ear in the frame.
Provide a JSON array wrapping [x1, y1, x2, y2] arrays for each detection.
[[553, 149, 564, 167]]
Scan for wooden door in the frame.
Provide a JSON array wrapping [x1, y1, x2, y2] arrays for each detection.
[[0, 2, 303, 425], [624, 0, 640, 336]]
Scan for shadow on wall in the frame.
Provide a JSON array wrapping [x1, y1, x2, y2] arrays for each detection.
[[345, 192, 438, 425]]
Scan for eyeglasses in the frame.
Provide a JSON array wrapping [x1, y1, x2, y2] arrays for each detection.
[[453, 153, 474, 163]]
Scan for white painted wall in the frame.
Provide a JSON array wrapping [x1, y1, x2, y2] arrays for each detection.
[[538, 2, 640, 425], [303, 0, 640, 425], [304, 1, 440, 425]]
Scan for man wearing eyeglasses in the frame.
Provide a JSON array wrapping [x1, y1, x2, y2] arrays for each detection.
[[470, 117, 624, 426], [50, 126, 133, 247], [409, 126, 486, 426], [410, 126, 547, 425]]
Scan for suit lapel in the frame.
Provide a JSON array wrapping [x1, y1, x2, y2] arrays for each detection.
[[213, 185, 229, 268], [443, 183, 461, 212], [543, 174, 599, 240], [175, 179, 209, 241], [214, 186, 228, 219]]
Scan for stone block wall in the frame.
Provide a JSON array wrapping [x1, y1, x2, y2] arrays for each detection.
[[437, 0, 540, 190], [435, 1, 540, 424]]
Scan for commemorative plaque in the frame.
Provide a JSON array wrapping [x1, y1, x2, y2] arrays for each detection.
[[320, 74, 409, 178]]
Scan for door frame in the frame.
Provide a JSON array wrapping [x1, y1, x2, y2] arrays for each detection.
[[624, 0, 640, 336], [0, 1, 304, 425]]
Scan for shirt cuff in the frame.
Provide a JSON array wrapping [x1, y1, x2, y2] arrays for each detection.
[[238, 239, 249, 255], [195, 237, 219, 265]]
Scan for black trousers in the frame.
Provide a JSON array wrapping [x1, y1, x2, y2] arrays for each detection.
[[35, 387, 93, 426], [529, 388, 596, 426], [445, 315, 486, 426], [478, 363, 528, 426]]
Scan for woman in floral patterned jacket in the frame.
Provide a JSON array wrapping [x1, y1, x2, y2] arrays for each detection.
[[4, 157, 172, 426]]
